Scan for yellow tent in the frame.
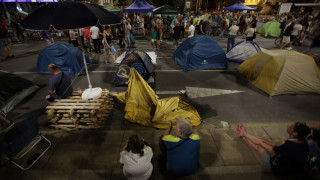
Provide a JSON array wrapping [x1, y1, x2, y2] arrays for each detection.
[[238, 50, 320, 96], [112, 68, 201, 129]]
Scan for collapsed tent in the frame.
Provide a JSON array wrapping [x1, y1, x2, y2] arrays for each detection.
[[114, 50, 154, 86], [37, 43, 92, 77], [257, 21, 281, 37], [0, 70, 39, 115], [173, 35, 227, 71], [112, 68, 201, 129], [227, 41, 261, 63], [238, 50, 320, 96]]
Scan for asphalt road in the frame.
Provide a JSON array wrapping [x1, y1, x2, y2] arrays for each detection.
[[0, 34, 319, 128]]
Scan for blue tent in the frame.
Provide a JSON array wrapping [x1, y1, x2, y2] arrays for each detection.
[[124, 0, 153, 13], [141, 0, 155, 9], [37, 43, 92, 77], [173, 35, 227, 71], [114, 50, 154, 86], [221, 1, 258, 11]]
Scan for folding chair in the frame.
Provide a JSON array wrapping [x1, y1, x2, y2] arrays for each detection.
[[0, 116, 51, 170]]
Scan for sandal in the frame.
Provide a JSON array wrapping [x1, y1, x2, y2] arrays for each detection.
[[237, 124, 244, 138]]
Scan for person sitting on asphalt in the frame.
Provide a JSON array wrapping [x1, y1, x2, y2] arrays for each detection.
[[120, 135, 153, 180], [46, 64, 73, 103], [159, 119, 200, 177], [237, 122, 310, 174], [0, 114, 15, 131]]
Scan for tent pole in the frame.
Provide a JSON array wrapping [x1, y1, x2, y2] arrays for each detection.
[[78, 29, 92, 89]]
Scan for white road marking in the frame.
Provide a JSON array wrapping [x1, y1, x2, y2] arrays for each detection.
[[185, 87, 244, 98]]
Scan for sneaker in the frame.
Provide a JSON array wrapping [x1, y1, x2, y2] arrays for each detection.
[[2, 122, 15, 131], [286, 47, 293, 50]]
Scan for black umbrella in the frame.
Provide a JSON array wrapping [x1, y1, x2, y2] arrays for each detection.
[[22, 2, 121, 100], [22, 1, 121, 30]]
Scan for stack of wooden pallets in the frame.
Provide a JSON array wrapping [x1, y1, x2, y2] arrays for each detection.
[[46, 89, 113, 130]]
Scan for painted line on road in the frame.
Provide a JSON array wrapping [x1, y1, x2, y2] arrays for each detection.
[[110, 91, 180, 95], [13, 69, 237, 74]]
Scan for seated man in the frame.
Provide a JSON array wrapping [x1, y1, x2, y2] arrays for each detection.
[[159, 119, 200, 177], [46, 64, 73, 102]]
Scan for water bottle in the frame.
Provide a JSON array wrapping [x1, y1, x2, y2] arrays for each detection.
[[77, 86, 82, 96]]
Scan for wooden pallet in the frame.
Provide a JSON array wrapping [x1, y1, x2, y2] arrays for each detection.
[[46, 89, 114, 130]]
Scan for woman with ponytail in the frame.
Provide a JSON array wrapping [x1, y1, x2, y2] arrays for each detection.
[[120, 135, 153, 180]]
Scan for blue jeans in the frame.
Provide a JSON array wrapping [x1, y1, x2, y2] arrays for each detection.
[[227, 35, 236, 52], [219, 29, 225, 39]]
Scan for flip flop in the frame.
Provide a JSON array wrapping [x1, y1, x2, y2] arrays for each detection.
[[237, 124, 244, 138]]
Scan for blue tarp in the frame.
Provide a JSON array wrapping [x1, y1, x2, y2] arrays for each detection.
[[173, 35, 227, 71], [123, 0, 153, 13], [37, 43, 92, 77], [221, 1, 258, 11]]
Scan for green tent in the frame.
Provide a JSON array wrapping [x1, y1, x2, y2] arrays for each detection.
[[103, 4, 121, 13], [153, 5, 182, 14], [257, 21, 281, 37]]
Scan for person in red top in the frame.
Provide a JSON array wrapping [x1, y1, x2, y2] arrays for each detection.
[[0, 18, 14, 59], [82, 27, 92, 52], [218, 17, 227, 40]]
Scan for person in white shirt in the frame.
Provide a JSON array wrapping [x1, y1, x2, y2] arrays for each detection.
[[124, 20, 132, 49], [291, 20, 302, 46], [188, 22, 195, 38], [120, 135, 153, 180], [245, 23, 256, 41], [227, 21, 239, 52], [90, 26, 101, 53]]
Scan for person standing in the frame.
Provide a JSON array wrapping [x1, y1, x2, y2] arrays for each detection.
[[227, 21, 239, 52], [280, 22, 294, 49], [102, 26, 116, 64], [0, 18, 14, 59], [171, 22, 182, 51], [11, 19, 24, 42], [219, 17, 227, 40], [188, 21, 195, 38], [90, 25, 101, 53], [291, 20, 302, 46], [124, 20, 132, 49], [117, 23, 125, 49], [82, 27, 92, 52], [245, 23, 256, 41], [139, 15, 145, 36]]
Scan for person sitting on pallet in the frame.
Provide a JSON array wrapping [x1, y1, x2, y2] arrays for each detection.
[[46, 64, 73, 103], [158, 119, 200, 177]]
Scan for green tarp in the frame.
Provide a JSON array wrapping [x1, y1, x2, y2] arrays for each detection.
[[257, 21, 281, 37]]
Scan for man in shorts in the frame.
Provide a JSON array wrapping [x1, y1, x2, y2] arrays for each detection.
[[280, 22, 294, 49], [171, 22, 182, 51]]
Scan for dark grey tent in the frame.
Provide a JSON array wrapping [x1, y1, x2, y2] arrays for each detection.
[[0, 70, 39, 116]]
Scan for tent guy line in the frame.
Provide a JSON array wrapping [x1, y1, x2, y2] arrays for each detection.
[[12, 69, 238, 74]]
